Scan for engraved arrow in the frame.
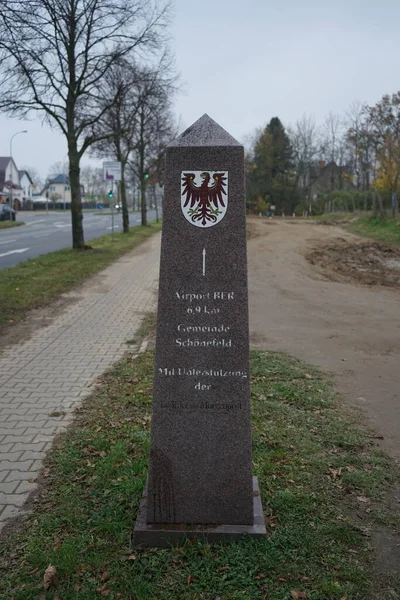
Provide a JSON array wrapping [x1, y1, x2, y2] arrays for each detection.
[[202, 248, 206, 276]]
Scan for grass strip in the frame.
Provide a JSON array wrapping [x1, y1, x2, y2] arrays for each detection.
[[0, 349, 399, 599], [348, 216, 400, 245], [312, 213, 400, 245], [0, 221, 161, 328], [0, 220, 24, 229]]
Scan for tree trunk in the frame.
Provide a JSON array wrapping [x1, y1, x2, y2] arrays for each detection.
[[120, 161, 129, 233], [372, 192, 378, 217], [139, 140, 147, 226], [68, 143, 85, 249], [377, 192, 385, 218]]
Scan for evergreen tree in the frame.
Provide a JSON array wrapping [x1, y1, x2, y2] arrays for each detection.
[[246, 117, 296, 213]]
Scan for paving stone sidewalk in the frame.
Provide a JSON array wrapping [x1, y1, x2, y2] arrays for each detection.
[[0, 232, 161, 533]]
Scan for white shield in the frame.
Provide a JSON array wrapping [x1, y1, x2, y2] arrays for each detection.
[[181, 170, 228, 228]]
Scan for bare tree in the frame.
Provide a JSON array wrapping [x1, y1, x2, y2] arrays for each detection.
[[288, 114, 319, 196], [344, 101, 378, 194], [345, 102, 365, 189], [319, 112, 344, 164], [0, 0, 170, 248], [80, 165, 106, 204], [20, 165, 44, 191], [319, 112, 348, 191], [92, 58, 144, 232], [129, 75, 176, 226], [93, 53, 177, 229], [47, 162, 66, 181]]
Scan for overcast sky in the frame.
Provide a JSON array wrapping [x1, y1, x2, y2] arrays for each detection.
[[1, 0, 399, 181]]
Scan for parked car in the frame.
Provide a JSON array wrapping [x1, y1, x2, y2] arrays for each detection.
[[0, 204, 16, 221]]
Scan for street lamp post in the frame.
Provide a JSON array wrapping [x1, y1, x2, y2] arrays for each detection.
[[9, 130, 27, 212]]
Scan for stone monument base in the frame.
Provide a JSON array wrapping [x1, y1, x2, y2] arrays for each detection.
[[132, 477, 266, 548]]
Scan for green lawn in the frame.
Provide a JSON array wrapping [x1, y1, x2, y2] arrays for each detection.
[[0, 349, 398, 599], [0, 220, 24, 229], [312, 213, 400, 245], [0, 221, 162, 328], [348, 216, 400, 245]]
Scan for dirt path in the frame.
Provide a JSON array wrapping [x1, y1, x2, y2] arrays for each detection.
[[247, 219, 400, 462]]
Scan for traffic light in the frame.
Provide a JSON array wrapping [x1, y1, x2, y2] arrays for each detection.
[[108, 190, 113, 198], [144, 172, 149, 180]]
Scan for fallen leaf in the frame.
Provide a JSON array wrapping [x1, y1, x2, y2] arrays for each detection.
[[43, 565, 58, 590], [20, 560, 29, 567], [100, 571, 111, 583], [96, 586, 110, 596], [329, 467, 342, 480], [291, 592, 307, 600], [54, 538, 62, 551], [218, 566, 229, 573], [357, 496, 369, 503], [305, 374, 312, 379], [53, 596, 64, 600], [340, 596, 349, 600], [128, 554, 136, 561], [186, 575, 194, 584], [255, 573, 266, 579]]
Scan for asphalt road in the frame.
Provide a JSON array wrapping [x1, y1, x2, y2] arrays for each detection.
[[0, 209, 159, 269]]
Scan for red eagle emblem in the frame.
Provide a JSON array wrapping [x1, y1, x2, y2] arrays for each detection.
[[181, 171, 228, 227]]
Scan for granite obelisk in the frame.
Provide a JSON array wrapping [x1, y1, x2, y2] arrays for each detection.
[[134, 114, 265, 546]]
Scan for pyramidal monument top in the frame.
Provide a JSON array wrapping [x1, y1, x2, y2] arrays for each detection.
[[169, 113, 241, 147]]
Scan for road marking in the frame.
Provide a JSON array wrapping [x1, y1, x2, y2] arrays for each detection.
[[108, 225, 120, 229], [25, 219, 46, 226], [0, 239, 17, 245], [0, 248, 29, 258], [33, 233, 52, 238]]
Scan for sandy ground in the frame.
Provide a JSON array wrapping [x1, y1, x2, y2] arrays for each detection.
[[247, 218, 400, 462]]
